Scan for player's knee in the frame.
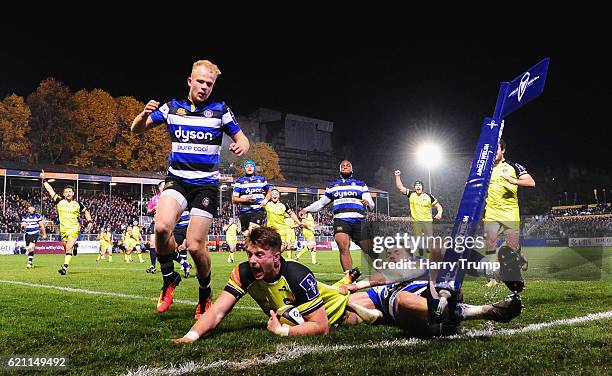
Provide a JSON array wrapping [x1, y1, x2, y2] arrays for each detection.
[[154, 221, 174, 237], [185, 238, 205, 253]]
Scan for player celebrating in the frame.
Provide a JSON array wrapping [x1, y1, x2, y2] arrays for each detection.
[[21, 205, 46, 269], [299, 160, 373, 280], [394, 172, 443, 256], [265, 189, 301, 253], [171, 226, 381, 343], [232, 160, 271, 237], [41, 170, 93, 275], [131, 59, 249, 318], [483, 139, 535, 292]]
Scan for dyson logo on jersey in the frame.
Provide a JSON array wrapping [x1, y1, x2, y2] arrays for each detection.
[[333, 190, 359, 199], [174, 126, 214, 143], [244, 187, 264, 194]]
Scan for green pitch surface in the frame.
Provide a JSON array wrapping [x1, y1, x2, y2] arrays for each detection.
[[1, 249, 611, 375]]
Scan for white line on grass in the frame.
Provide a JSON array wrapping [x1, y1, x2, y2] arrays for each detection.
[[123, 310, 612, 376], [0, 280, 260, 310]]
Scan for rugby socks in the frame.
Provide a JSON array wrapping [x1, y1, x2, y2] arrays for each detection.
[[174, 251, 189, 269], [159, 254, 177, 286], [149, 248, 157, 268], [27, 251, 34, 266], [296, 248, 307, 260], [311, 250, 317, 264], [455, 303, 486, 320], [64, 253, 72, 267], [197, 272, 212, 304]]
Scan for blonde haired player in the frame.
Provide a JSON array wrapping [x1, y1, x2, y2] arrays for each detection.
[[131, 58, 249, 317]]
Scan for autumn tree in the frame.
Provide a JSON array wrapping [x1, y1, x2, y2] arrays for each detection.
[[114, 96, 169, 171], [69, 89, 119, 166], [27, 78, 75, 163], [229, 142, 284, 181], [0, 94, 32, 161]]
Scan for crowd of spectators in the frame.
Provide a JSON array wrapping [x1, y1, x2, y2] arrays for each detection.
[[5, 186, 610, 240]]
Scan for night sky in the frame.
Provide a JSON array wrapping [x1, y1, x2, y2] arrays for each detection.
[[4, 19, 611, 181]]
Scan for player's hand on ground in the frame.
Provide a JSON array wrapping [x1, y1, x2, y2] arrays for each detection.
[[394, 170, 401, 176], [143, 100, 160, 115], [229, 142, 246, 156], [434, 213, 442, 220], [170, 336, 195, 344], [339, 283, 359, 295], [267, 310, 281, 334]]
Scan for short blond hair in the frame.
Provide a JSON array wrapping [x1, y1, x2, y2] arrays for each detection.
[[192, 59, 221, 77]]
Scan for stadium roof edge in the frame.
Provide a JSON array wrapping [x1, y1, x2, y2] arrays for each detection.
[[0, 160, 388, 195], [0, 160, 163, 179]]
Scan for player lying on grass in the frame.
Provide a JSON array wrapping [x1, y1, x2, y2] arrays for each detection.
[[172, 226, 382, 343], [339, 247, 523, 336]]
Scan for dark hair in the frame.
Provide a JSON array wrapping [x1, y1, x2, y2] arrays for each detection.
[[248, 226, 282, 253], [499, 139, 506, 152], [63, 185, 75, 192]]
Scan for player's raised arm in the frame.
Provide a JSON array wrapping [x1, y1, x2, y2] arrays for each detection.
[[40, 170, 57, 199], [267, 305, 329, 336], [171, 291, 239, 343], [394, 170, 408, 194], [131, 100, 162, 134]]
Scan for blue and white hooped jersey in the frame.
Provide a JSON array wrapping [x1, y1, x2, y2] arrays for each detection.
[[150, 99, 241, 186], [233, 175, 270, 213], [22, 213, 42, 235], [325, 178, 370, 222], [175, 210, 190, 229], [367, 280, 430, 322]]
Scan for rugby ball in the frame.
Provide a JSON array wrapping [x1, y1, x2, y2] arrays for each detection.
[[275, 305, 304, 326]]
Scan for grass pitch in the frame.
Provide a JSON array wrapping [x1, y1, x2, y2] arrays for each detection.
[[1, 248, 611, 375]]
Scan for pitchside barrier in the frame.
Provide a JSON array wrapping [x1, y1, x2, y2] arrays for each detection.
[[0, 234, 342, 255]]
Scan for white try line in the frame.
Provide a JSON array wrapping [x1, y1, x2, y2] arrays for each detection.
[[123, 310, 612, 376], [0, 280, 260, 311]]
